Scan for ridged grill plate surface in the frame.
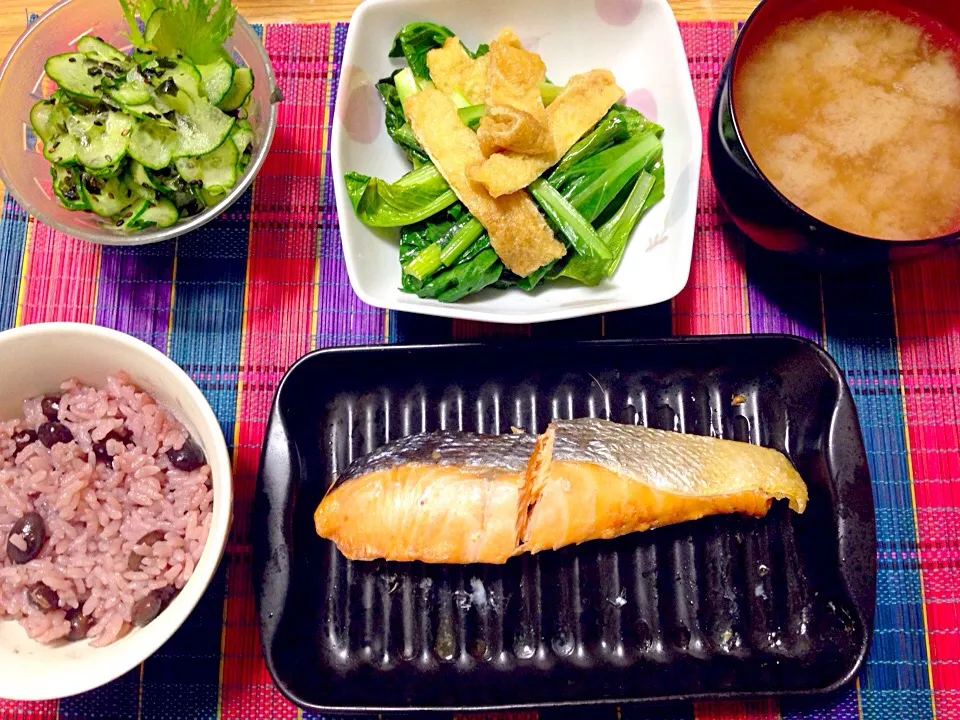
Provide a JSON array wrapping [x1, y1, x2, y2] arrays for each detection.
[[253, 337, 876, 713]]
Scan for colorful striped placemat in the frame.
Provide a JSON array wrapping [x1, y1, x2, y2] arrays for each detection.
[[1, 18, 958, 720]]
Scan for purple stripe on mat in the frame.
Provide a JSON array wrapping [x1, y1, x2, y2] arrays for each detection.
[[743, 243, 822, 341], [781, 687, 860, 720], [317, 22, 384, 347], [94, 244, 175, 353]]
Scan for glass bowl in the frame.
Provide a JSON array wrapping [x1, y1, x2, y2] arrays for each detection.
[[0, 0, 279, 246]]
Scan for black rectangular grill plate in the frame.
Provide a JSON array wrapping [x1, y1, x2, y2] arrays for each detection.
[[253, 336, 876, 714]]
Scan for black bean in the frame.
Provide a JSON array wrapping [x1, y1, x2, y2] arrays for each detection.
[[92, 119, 104, 127], [157, 585, 179, 608], [6, 512, 46, 564], [166, 437, 205, 472], [65, 608, 90, 641], [11, 429, 37, 454], [28, 584, 59, 611], [127, 529, 166, 570], [40, 395, 61, 421], [38, 421, 73, 448], [131, 591, 163, 626], [139, 529, 166, 546], [68, 57, 76, 63], [92, 427, 130, 464], [115, 220, 124, 227]]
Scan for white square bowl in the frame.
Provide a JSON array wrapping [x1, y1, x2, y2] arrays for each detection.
[[332, 0, 701, 324]]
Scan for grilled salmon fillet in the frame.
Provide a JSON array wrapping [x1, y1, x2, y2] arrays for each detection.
[[313, 418, 808, 564], [313, 431, 536, 564], [519, 418, 807, 554]]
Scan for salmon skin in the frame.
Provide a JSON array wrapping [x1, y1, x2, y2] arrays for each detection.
[[333, 431, 535, 484], [314, 418, 809, 564]]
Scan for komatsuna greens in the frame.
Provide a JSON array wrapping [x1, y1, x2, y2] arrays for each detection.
[[345, 22, 666, 303]]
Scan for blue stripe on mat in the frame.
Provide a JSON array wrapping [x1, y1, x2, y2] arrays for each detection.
[[59, 669, 141, 720], [389, 310, 453, 343], [786, 266, 933, 720], [0, 195, 28, 330], [139, 190, 252, 720]]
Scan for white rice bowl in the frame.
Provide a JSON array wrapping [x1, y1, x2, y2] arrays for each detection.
[[0, 323, 231, 702]]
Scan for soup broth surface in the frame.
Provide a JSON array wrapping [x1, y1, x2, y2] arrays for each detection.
[[734, 9, 960, 240]]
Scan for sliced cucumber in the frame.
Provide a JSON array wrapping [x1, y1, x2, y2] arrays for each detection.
[[119, 197, 151, 228], [217, 67, 253, 111], [121, 100, 175, 126], [229, 118, 253, 155], [130, 159, 164, 195], [153, 59, 202, 106], [106, 70, 153, 106], [146, 165, 186, 196], [42, 134, 78, 165], [88, 162, 123, 178], [129, 119, 178, 169], [132, 49, 157, 65], [77, 36, 129, 68], [173, 99, 235, 158], [66, 111, 134, 170], [80, 173, 134, 217], [136, 197, 179, 228], [30, 99, 66, 142], [198, 57, 235, 105], [44, 53, 101, 99], [50, 165, 88, 210], [175, 139, 238, 191], [198, 187, 226, 206]]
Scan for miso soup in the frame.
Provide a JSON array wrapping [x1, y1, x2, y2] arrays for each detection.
[[734, 9, 960, 240]]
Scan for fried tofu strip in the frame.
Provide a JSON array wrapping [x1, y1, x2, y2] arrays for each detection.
[[477, 29, 553, 157], [469, 70, 625, 197], [426, 37, 489, 104], [404, 89, 566, 277], [478, 107, 554, 156]]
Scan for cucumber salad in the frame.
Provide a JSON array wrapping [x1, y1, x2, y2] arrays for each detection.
[[30, 0, 255, 231]]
